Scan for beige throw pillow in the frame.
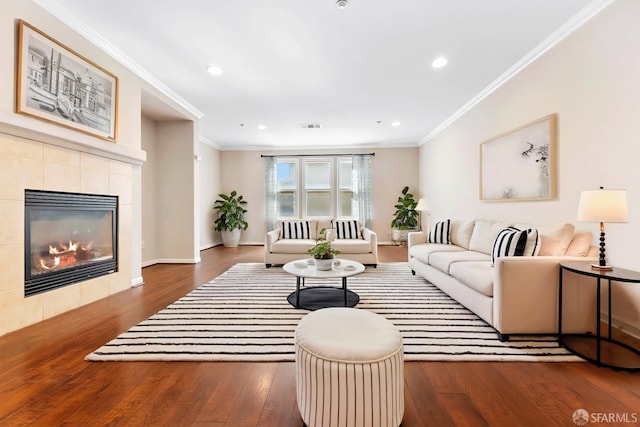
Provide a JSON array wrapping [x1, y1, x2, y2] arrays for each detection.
[[537, 223, 575, 256], [565, 232, 593, 256], [450, 219, 476, 249], [469, 219, 512, 255]]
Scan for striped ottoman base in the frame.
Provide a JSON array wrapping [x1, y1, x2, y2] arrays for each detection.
[[295, 307, 404, 427]]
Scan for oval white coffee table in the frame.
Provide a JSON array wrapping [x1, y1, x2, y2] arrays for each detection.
[[283, 259, 365, 310]]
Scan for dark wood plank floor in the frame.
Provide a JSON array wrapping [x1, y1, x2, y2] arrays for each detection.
[[1, 246, 638, 426]]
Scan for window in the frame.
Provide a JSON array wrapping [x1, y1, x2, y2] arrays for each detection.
[[276, 160, 298, 217], [338, 159, 353, 217], [304, 160, 332, 216], [273, 157, 353, 218]]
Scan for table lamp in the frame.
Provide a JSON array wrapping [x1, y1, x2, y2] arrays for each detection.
[[415, 198, 428, 231], [577, 187, 628, 270]]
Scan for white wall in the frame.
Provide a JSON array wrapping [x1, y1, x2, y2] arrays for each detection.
[[371, 148, 421, 240], [199, 140, 221, 249], [218, 147, 420, 245], [419, 0, 640, 333], [141, 116, 159, 265], [155, 121, 200, 263]]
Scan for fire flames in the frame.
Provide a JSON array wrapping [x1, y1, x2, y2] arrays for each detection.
[[37, 240, 93, 271]]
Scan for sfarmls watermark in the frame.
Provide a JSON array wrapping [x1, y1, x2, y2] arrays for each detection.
[[573, 409, 638, 425]]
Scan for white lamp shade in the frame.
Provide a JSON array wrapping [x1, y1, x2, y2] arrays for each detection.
[[577, 189, 628, 223], [415, 198, 428, 211]]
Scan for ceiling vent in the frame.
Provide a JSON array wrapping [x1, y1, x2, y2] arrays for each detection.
[[300, 123, 322, 129]]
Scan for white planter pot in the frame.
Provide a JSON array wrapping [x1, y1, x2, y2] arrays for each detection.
[[391, 228, 415, 246], [221, 229, 242, 247], [314, 258, 334, 271]]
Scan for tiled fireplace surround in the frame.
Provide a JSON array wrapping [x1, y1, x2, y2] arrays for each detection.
[[0, 130, 134, 336]]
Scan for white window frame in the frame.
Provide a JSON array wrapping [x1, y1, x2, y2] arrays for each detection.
[[276, 158, 299, 218], [303, 158, 334, 218], [274, 156, 354, 219], [336, 157, 354, 218]]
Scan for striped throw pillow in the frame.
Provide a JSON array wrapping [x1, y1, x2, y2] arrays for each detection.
[[281, 221, 311, 239], [332, 219, 362, 239], [428, 220, 451, 244], [491, 227, 541, 265]]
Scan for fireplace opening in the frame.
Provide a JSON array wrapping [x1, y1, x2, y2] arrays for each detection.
[[25, 189, 118, 297]]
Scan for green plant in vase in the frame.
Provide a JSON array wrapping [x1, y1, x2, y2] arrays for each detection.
[[308, 228, 340, 270], [213, 190, 248, 247], [391, 186, 419, 245]]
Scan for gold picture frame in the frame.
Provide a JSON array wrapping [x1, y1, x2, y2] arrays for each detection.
[[480, 114, 557, 201], [16, 20, 118, 141]]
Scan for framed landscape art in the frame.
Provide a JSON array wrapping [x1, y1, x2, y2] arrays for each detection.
[[480, 114, 557, 202], [16, 20, 118, 141]]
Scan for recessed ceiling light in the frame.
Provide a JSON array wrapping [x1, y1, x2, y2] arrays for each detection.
[[432, 57, 448, 69], [336, 0, 348, 9], [257, 124, 267, 130], [206, 65, 224, 76], [391, 121, 401, 127]]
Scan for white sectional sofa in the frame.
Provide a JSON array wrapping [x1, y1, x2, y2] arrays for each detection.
[[265, 218, 378, 267], [408, 219, 598, 341]]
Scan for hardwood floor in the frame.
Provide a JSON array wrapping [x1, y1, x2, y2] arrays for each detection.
[[1, 245, 638, 426]]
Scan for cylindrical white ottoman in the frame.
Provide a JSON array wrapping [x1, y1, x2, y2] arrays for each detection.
[[295, 307, 404, 427]]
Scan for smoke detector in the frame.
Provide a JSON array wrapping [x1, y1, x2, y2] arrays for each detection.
[[336, 0, 348, 9]]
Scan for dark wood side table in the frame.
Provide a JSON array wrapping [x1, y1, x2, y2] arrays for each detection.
[[559, 261, 640, 371]]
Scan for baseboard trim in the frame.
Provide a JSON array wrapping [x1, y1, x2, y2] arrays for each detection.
[[141, 259, 159, 268], [608, 315, 640, 340], [142, 258, 201, 267], [201, 242, 264, 249], [131, 276, 144, 287], [201, 242, 399, 248], [157, 258, 200, 264], [199, 243, 217, 251], [380, 241, 406, 246]]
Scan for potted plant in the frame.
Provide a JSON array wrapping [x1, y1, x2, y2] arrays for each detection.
[[391, 186, 419, 245], [213, 190, 248, 247], [308, 228, 340, 271]]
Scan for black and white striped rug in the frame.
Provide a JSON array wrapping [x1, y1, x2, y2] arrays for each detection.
[[86, 263, 582, 362]]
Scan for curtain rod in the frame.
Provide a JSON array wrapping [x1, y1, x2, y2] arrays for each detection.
[[261, 153, 375, 158]]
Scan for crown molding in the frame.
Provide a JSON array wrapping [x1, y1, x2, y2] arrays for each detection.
[[214, 142, 420, 152], [200, 135, 223, 150], [419, 0, 614, 146], [33, 0, 204, 120]]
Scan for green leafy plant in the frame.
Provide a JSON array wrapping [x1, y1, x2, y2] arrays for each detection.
[[391, 186, 418, 230], [307, 228, 340, 259], [213, 190, 248, 232]]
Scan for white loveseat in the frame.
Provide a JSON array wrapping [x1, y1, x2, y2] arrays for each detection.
[[408, 219, 598, 340], [265, 218, 378, 267]]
